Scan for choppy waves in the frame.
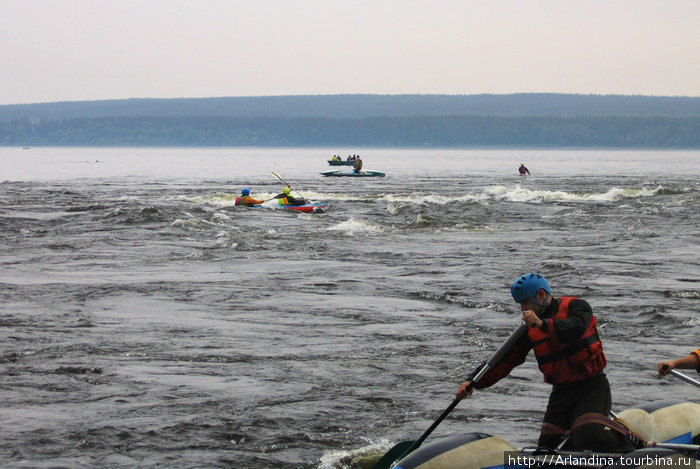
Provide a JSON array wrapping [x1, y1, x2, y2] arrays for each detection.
[[1, 153, 699, 468]]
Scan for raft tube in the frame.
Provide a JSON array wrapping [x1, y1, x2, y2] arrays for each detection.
[[617, 400, 700, 445], [395, 437, 698, 469], [394, 433, 516, 469], [391, 401, 700, 469]]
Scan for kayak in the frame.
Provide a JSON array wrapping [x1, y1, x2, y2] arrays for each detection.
[[240, 202, 328, 213], [321, 170, 385, 177], [328, 159, 355, 166], [272, 201, 328, 213], [387, 400, 700, 469]]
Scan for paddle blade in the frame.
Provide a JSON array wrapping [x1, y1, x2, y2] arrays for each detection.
[[374, 440, 416, 469], [271, 171, 284, 182]]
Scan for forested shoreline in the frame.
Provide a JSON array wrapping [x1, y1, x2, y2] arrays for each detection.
[[1, 115, 698, 147], [2, 94, 699, 147]]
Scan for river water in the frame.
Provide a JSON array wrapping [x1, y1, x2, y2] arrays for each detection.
[[1, 147, 698, 468]]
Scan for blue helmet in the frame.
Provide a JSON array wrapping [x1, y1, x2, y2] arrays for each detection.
[[511, 273, 551, 303], [241, 188, 250, 196]]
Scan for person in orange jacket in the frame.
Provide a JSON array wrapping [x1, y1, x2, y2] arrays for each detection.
[[456, 273, 634, 452], [234, 188, 264, 207], [658, 349, 700, 375]]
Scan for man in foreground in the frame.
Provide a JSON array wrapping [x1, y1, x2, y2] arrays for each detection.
[[456, 273, 634, 452]]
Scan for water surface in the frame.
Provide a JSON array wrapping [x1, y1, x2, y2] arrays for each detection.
[[1, 147, 698, 468]]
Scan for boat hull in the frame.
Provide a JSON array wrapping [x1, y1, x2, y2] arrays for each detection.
[[321, 170, 385, 177], [274, 202, 328, 213]]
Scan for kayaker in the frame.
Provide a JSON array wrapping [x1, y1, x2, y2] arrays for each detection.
[[456, 273, 634, 452], [658, 348, 700, 375], [353, 156, 363, 174], [274, 185, 307, 206], [519, 163, 531, 176], [234, 188, 264, 207]]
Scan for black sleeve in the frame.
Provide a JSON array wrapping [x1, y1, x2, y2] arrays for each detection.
[[554, 299, 593, 344], [475, 334, 532, 389]]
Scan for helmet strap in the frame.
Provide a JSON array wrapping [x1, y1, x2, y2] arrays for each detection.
[[530, 292, 550, 313]]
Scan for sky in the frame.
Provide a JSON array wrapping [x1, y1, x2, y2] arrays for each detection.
[[1, 0, 699, 105]]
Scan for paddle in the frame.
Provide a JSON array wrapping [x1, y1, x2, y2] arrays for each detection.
[[670, 369, 700, 389], [271, 171, 307, 201], [374, 323, 528, 469]]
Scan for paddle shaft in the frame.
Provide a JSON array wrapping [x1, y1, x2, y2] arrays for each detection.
[[670, 369, 700, 389], [271, 171, 306, 200], [646, 441, 700, 452], [393, 323, 528, 462]]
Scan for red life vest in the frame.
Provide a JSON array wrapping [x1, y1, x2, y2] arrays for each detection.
[[528, 297, 606, 385]]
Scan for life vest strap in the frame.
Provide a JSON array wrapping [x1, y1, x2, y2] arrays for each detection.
[[536, 333, 600, 365]]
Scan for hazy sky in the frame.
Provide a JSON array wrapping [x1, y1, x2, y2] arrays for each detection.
[[1, 0, 698, 104]]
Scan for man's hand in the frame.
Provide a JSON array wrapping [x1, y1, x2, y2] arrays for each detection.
[[522, 309, 542, 329], [456, 381, 474, 400], [658, 362, 674, 375]]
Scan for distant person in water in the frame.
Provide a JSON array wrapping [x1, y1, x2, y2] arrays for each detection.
[[235, 188, 264, 207], [519, 163, 531, 176], [274, 185, 307, 206], [353, 156, 363, 173], [658, 348, 700, 375]]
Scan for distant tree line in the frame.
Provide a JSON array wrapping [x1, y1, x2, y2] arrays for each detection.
[[3, 94, 700, 120], [1, 115, 699, 147]]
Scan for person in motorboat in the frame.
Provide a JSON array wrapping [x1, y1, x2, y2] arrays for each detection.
[[456, 273, 635, 453], [331, 155, 341, 162], [234, 188, 264, 207], [519, 163, 531, 176], [346, 155, 355, 162], [658, 348, 700, 375], [273, 185, 307, 206], [353, 156, 363, 174]]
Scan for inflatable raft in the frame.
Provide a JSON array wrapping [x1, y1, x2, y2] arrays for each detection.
[[388, 401, 700, 469], [321, 170, 386, 177]]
